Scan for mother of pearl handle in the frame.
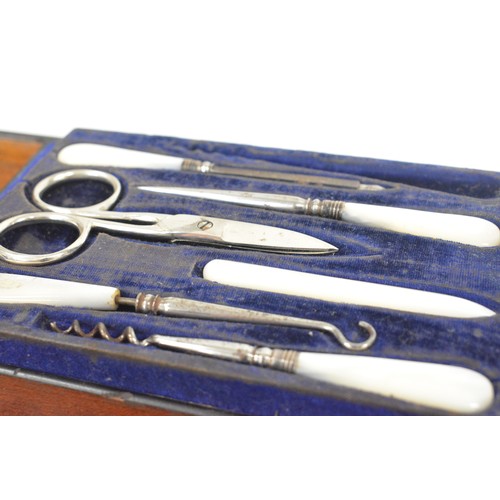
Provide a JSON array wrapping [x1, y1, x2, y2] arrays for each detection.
[[341, 202, 500, 247], [0, 273, 120, 310], [295, 352, 494, 414], [57, 143, 184, 170], [203, 260, 495, 318]]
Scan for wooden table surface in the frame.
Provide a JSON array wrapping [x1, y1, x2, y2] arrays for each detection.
[[0, 132, 196, 416]]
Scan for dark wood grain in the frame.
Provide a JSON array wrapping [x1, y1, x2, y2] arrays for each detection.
[[0, 137, 43, 189], [0, 132, 191, 416], [0, 374, 186, 416]]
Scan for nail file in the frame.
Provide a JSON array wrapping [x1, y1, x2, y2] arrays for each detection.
[[202, 260, 496, 318]]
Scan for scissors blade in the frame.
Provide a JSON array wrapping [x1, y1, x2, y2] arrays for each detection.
[[139, 186, 306, 212], [157, 214, 338, 254], [206, 218, 337, 254]]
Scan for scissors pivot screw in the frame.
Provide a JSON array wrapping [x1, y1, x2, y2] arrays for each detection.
[[197, 220, 214, 230]]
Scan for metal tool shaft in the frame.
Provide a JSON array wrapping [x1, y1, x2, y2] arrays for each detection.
[[116, 293, 376, 351], [50, 320, 298, 371], [140, 186, 345, 219], [180, 159, 382, 190]]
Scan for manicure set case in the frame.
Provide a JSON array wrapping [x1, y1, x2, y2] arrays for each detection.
[[0, 128, 498, 415]]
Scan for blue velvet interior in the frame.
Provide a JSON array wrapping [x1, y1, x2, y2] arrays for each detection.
[[0, 128, 498, 415]]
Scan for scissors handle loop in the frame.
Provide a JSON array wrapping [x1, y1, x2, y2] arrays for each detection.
[[0, 212, 92, 265], [32, 169, 122, 213]]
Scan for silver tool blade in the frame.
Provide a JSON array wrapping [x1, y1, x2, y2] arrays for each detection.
[[181, 163, 385, 190], [139, 185, 307, 213], [145, 334, 256, 362], [215, 219, 337, 254], [156, 214, 338, 254]]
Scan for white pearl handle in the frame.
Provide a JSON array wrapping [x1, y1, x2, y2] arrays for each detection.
[[342, 202, 500, 247], [203, 260, 495, 318], [57, 143, 184, 170], [0, 273, 119, 310], [295, 352, 494, 414]]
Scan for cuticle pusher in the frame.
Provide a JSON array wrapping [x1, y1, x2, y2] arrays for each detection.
[[138, 185, 500, 247], [50, 320, 495, 415], [56, 142, 385, 191]]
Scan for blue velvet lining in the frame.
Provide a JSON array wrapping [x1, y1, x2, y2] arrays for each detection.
[[0, 128, 498, 415]]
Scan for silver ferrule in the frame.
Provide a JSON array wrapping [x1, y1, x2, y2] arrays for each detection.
[[133, 293, 274, 321], [242, 347, 299, 373], [134, 294, 205, 318], [304, 199, 345, 219], [181, 159, 214, 173], [142, 334, 299, 373], [134, 293, 165, 314]]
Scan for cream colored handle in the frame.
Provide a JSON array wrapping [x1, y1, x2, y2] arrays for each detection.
[[203, 260, 495, 318], [296, 352, 494, 414], [342, 202, 500, 247], [0, 273, 119, 310], [57, 143, 184, 170]]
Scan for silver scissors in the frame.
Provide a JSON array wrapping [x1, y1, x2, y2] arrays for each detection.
[[0, 169, 337, 265]]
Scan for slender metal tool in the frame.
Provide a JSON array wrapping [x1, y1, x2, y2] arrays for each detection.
[[0, 272, 375, 350], [50, 320, 494, 415], [0, 169, 337, 266], [139, 185, 500, 247], [56, 143, 384, 191], [116, 293, 375, 351]]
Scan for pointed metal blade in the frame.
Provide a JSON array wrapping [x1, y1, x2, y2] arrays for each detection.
[[138, 186, 307, 213], [156, 214, 338, 254], [206, 217, 338, 254], [146, 334, 256, 362]]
